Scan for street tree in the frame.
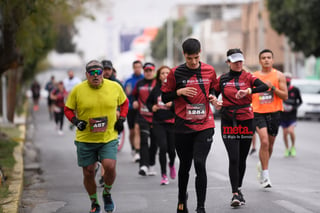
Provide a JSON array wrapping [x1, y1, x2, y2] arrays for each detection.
[[151, 18, 192, 65], [267, 0, 320, 57], [0, 0, 102, 122]]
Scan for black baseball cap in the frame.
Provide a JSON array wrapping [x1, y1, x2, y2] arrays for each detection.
[[101, 60, 113, 69]]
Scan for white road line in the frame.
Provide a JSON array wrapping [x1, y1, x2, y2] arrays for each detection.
[[274, 200, 314, 213]]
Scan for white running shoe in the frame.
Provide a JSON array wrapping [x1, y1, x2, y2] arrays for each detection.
[[261, 177, 272, 188], [256, 161, 262, 183], [139, 165, 148, 176], [133, 153, 140, 163], [148, 165, 157, 176]]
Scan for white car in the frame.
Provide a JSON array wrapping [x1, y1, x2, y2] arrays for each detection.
[[291, 79, 320, 119]]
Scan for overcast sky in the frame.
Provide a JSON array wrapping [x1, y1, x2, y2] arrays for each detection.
[[72, 0, 255, 71]]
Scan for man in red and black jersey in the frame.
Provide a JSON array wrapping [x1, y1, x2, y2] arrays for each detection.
[[161, 38, 217, 213], [132, 62, 158, 176], [280, 73, 302, 157]]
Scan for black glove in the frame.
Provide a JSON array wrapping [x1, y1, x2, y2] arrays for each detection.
[[71, 117, 87, 131], [114, 116, 125, 133]]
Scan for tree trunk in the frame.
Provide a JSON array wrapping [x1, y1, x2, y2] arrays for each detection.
[[6, 63, 20, 123]]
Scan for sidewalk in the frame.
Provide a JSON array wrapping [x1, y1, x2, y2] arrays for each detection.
[[1, 115, 26, 213]]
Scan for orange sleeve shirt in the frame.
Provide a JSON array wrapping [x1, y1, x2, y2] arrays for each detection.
[[252, 69, 283, 113]]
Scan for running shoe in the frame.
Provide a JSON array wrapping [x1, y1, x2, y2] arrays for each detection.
[[256, 161, 262, 183], [169, 164, 176, 179], [148, 165, 157, 176], [261, 177, 272, 188], [284, 149, 290, 157], [196, 206, 206, 213], [133, 152, 140, 163], [230, 194, 241, 207], [90, 203, 101, 213], [160, 174, 169, 185], [238, 190, 246, 205], [139, 165, 148, 176], [58, 130, 63, 135], [249, 148, 256, 155], [102, 193, 115, 213], [290, 146, 296, 157]]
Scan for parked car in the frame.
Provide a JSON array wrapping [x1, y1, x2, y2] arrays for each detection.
[[291, 79, 320, 119]]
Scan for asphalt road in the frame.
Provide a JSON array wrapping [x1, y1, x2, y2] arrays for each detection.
[[20, 98, 320, 213]]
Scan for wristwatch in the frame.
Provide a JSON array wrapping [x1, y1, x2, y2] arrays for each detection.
[[271, 86, 276, 91]]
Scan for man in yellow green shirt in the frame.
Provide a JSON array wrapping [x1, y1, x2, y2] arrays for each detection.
[[64, 60, 128, 213]]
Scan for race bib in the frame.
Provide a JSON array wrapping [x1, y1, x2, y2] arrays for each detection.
[[258, 91, 274, 104], [283, 103, 293, 112], [140, 104, 152, 116], [186, 104, 206, 120], [89, 117, 108, 133]]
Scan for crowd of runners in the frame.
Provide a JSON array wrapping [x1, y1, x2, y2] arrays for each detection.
[[31, 37, 304, 213]]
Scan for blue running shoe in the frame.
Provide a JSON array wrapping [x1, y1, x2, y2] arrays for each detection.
[[103, 193, 115, 213], [90, 203, 101, 213]]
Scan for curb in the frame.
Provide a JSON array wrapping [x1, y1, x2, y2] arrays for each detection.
[[2, 124, 25, 213]]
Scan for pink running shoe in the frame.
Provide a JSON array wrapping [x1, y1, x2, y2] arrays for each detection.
[[161, 174, 169, 185], [169, 164, 176, 179]]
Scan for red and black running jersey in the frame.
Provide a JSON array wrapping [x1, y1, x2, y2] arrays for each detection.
[[132, 78, 157, 123], [161, 62, 217, 133], [214, 70, 257, 120], [281, 85, 302, 121]]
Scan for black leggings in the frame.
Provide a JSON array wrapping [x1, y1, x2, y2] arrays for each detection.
[[175, 128, 214, 208], [221, 119, 253, 193], [152, 123, 175, 175], [139, 121, 157, 167], [54, 108, 64, 130]]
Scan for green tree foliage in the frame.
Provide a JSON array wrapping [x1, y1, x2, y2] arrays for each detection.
[[151, 18, 192, 63], [0, 0, 99, 76], [267, 0, 320, 57], [0, 0, 101, 122]]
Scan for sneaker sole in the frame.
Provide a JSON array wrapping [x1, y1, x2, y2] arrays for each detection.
[[231, 200, 241, 207], [105, 204, 116, 213]]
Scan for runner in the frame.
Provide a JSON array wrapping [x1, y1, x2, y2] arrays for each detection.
[[146, 65, 176, 185], [50, 81, 67, 135], [123, 60, 144, 162], [63, 69, 82, 94], [102, 60, 123, 88], [64, 60, 129, 213], [96, 59, 125, 187], [210, 48, 268, 207], [30, 80, 41, 111], [132, 62, 157, 176], [63, 69, 82, 130], [161, 38, 217, 213], [45, 75, 56, 120], [252, 49, 288, 188], [280, 72, 302, 157]]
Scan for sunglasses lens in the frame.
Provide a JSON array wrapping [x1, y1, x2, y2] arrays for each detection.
[[88, 70, 102, 76]]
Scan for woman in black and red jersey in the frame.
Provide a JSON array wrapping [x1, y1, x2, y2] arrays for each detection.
[[210, 48, 268, 207], [132, 62, 158, 176], [161, 38, 217, 213], [147, 65, 176, 186]]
